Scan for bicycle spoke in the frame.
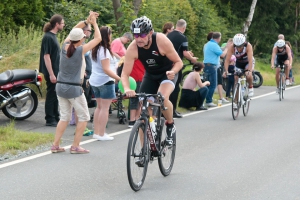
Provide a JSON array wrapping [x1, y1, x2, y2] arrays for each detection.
[[127, 120, 148, 191], [158, 118, 176, 176], [232, 83, 240, 120]]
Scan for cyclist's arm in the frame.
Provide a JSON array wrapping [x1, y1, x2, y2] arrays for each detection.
[[121, 41, 137, 92], [246, 43, 254, 72], [271, 47, 277, 68], [157, 33, 183, 74], [286, 45, 293, 67]]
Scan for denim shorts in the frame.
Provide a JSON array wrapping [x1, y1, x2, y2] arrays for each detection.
[[91, 83, 116, 99]]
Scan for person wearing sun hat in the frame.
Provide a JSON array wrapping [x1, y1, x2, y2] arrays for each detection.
[[51, 11, 102, 154]]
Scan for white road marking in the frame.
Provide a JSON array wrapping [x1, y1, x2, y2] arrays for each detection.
[[1, 86, 299, 169]]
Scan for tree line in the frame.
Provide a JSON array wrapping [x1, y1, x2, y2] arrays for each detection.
[[1, 0, 299, 60]]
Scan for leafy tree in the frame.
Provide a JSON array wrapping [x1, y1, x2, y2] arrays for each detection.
[[0, 0, 44, 33]]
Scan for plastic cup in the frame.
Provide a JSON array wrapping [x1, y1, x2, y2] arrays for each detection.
[[218, 100, 222, 107]]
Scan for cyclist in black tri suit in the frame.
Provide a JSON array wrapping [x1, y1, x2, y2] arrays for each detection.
[[271, 39, 293, 89], [224, 33, 255, 98], [121, 16, 183, 145]]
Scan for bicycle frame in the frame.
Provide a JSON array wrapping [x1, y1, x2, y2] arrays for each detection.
[[138, 93, 166, 157], [276, 64, 286, 101]]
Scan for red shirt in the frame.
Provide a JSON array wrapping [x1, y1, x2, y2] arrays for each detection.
[[130, 59, 145, 82]]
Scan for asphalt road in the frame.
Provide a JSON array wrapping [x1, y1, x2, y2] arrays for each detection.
[[0, 86, 300, 199]]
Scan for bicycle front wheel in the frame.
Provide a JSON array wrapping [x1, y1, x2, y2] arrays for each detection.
[[243, 87, 250, 116], [158, 118, 176, 176], [127, 120, 149, 191], [279, 73, 283, 101], [232, 83, 240, 120]]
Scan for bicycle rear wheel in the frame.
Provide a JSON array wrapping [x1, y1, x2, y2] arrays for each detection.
[[158, 118, 176, 176], [127, 120, 149, 191], [232, 83, 240, 120]]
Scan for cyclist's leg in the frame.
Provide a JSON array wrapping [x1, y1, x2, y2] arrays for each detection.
[[139, 72, 160, 113], [284, 60, 290, 85], [158, 74, 178, 145]]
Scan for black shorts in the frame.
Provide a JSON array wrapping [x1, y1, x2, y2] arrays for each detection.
[[217, 67, 223, 85], [236, 62, 248, 70], [139, 72, 178, 95], [276, 58, 288, 66]]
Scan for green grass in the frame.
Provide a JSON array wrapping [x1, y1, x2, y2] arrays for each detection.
[[0, 121, 53, 156]]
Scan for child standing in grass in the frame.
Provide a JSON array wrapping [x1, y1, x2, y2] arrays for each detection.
[[225, 55, 236, 99]]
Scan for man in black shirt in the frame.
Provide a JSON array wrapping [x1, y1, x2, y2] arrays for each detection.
[[121, 16, 183, 145], [167, 19, 197, 118], [39, 14, 65, 127]]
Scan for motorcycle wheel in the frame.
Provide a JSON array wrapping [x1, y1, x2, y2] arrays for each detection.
[[2, 86, 38, 120], [253, 71, 263, 88]]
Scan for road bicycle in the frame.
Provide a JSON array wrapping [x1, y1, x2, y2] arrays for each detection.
[[126, 92, 176, 191], [231, 69, 251, 120], [276, 64, 286, 101]]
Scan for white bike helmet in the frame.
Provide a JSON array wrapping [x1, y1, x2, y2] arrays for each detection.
[[275, 39, 285, 48], [131, 16, 153, 34], [233, 33, 246, 46]]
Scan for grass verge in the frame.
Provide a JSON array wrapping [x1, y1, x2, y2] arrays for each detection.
[[0, 121, 53, 156]]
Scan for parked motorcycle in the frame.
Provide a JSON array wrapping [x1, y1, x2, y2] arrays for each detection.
[[0, 69, 42, 120]]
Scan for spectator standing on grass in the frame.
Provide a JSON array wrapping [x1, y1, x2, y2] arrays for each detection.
[[89, 26, 121, 141], [203, 32, 228, 107], [111, 32, 133, 60], [69, 24, 94, 135], [39, 14, 65, 127], [285, 41, 294, 85], [117, 57, 145, 128], [51, 11, 101, 154], [225, 55, 236, 99], [167, 19, 198, 118], [162, 22, 174, 36]]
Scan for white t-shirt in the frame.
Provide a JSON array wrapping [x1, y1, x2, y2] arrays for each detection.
[[89, 46, 117, 87]]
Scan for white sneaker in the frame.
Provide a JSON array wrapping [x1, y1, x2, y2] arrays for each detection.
[[285, 79, 290, 86], [233, 103, 237, 109], [221, 98, 229, 103], [93, 133, 114, 141], [248, 88, 254, 97], [206, 102, 217, 107]]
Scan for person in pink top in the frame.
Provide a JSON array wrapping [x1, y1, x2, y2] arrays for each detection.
[[179, 62, 210, 111], [111, 32, 133, 60]]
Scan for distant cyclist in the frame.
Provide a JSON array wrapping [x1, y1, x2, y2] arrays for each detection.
[[121, 16, 183, 145], [271, 39, 293, 90], [224, 33, 255, 98]]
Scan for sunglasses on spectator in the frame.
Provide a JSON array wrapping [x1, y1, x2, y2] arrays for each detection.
[[133, 33, 148, 38]]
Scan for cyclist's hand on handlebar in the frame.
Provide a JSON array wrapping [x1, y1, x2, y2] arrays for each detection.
[[166, 70, 176, 80], [124, 89, 136, 98]]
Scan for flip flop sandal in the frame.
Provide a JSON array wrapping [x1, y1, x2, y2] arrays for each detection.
[[70, 146, 90, 154]]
